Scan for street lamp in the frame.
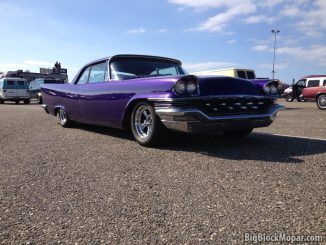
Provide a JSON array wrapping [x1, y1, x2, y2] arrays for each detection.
[[271, 29, 280, 80]]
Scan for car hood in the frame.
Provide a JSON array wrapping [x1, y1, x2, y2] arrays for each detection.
[[127, 75, 262, 97], [195, 75, 261, 96]]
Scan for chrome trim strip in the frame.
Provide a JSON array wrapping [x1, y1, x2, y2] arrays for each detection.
[[148, 95, 278, 102], [155, 104, 285, 122]]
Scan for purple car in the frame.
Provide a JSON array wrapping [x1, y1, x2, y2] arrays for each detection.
[[41, 54, 284, 146]]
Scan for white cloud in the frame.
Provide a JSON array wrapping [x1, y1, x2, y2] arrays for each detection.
[[258, 0, 285, 9], [227, 39, 237, 44], [127, 27, 146, 34], [244, 15, 276, 24], [183, 61, 237, 72], [277, 45, 326, 66], [291, 0, 326, 37], [282, 5, 301, 17], [0, 60, 53, 73], [260, 63, 288, 69], [194, 3, 256, 32], [24, 60, 52, 66], [252, 45, 270, 51], [158, 29, 168, 33]]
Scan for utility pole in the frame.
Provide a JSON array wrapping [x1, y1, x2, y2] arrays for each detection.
[[271, 29, 280, 80]]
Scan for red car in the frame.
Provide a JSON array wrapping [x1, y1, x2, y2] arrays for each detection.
[[300, 75, 326, 109]]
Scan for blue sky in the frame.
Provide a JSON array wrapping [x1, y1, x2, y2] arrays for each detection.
[[0, 0, 325, 84]]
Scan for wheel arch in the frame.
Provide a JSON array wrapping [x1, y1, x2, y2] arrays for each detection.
[[53, 105, 66, 116], [122, 98, 152, 131]]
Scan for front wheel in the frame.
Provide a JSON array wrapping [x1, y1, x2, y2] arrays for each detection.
[[15, 100, 19, 104], [316, 94, 326, 110], [285, 94, 293, 102], [58, 108, 73, 127], [0, 99, 4, 104], [131, 102, 164, 146], [23, 100, 30, 104], [223, 128, 253, 137]]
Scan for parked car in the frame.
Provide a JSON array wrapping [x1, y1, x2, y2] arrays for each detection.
[[192, 68, 256, 79], [0, 77, 30, 104], [300, 77, 326, 110], [41, 54, 284, 146], [284, 75, 326, 102], [29, 78, 65, 104]]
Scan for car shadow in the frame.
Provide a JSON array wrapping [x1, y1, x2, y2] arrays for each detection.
[[158, 132, 326, 164], [72, 124, 326, 164]]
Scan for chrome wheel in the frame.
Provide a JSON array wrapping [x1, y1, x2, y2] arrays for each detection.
[[59, 108, 67, 125], [317, 95, 326, 110], [134, 105, 153, 139]]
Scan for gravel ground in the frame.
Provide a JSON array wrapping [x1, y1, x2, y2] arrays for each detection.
[[0, 100, 325, 244]]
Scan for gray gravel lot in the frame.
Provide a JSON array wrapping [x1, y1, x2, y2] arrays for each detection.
[[0, 100, 325, 244]]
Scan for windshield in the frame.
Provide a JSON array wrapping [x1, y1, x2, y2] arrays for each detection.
[[110, 59, 187, 80]]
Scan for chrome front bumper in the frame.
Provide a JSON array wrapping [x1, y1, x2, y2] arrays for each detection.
[[155, 104, 285, 133]]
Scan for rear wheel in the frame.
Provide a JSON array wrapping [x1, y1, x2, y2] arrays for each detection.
[[131, 102, 163, 146], [23, 100, 30, 104], [285, 94, 293, 102], [316, 94, 326, 110], [223, 128, 253, 137], [58, 108, 73, 127], [0, 99, 4, 104], [15, 100, 19, 104]]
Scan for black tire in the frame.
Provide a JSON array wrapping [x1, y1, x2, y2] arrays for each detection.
[[0, 99, 4, 104], [15, 100, 19, 104], [223, 128, 253, 137], [23, 100, 30, 104], [58, 108, 73, 127], [316, 94, 326, 110], [38, 96, 43, 104], [131, 102, 163, 146], [285, 94, 293, 102]]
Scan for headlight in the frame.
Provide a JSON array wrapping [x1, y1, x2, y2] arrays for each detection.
[[186, 81, 197, 94], [263, 83, 278, 96], [174, 81, 186, 95], [263, 85, 271, 94], [174, 77, 199, 96], [270, 85, 278, 95], [37, 92, 42, 97]]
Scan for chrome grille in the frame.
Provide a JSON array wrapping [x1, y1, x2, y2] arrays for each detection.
[[197, 97, 274, 116]]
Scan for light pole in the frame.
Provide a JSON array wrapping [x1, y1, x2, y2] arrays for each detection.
[[271, 29, 280, 80]]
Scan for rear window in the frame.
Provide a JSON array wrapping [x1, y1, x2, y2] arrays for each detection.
[[246, 71, 255, 79], [307, 80, 320, 87], [6, 81, 15, 86], [237, 70, 247, 79], [17, 81, 25, 86]]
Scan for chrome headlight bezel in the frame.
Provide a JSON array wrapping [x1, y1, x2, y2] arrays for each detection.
[[263, 81, 279, 96], [174, 76, 200, 96]]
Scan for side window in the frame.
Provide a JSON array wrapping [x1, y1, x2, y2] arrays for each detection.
[[307, 80, 320, 87], [237, 70, 247, 79], [88, 62, 107, 84], [323, 80, 326, 86], [77, 67, 91, 84], [296, 79, 306, 87], [6, 80, 15, 86], [17, 81, 25, 86], [246, 71, 255, 79]]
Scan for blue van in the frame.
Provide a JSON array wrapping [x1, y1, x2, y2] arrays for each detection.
[[0, 77, 30, 104]]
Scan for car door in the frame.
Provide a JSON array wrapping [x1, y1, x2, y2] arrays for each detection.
[[293, 79, 306, 98], [302, 79, 321, 99], [78, 61, 112, 124]]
